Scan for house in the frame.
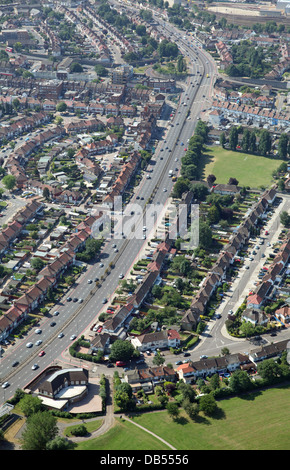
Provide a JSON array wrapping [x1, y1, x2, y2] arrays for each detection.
[[130, 330, 169, 352], [241, 308, 269, 326], [211, 184, 240, 196]]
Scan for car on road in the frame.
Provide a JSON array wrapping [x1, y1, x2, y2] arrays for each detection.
[[67, 297, 72, 302], [270, 332, 277, 336], [94, 277, 99, 282], [70, 335, 77, 341], [79, 298, 83, 303], [2, 382, 9, 389], [116, 361, 126, 367], [50, 321, 56, 327], [32, 364, 39, 370], [163, 188, 167, 192], [87, 279, 92, 284], [107, 363, 114, 368], [26, 342, 33, 348], [216, 314, 222, 319], [53, 311, 59, 316], [73, 297, 78, 302], [35, 329, 42, 334], [38, 350, 45, 357], [183, 352, 190, 357], [58, 332, 64, 338], [102, 298, 108, 304], [35, 340, 42, 346], [119, 273, 124, 279], [12, 360, 19, 367], [175, 360, 182, 365], [200, 355, 208, 359], [99, 263, 104, 267]]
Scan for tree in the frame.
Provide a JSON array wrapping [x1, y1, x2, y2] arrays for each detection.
[[228, 177, 239, 186], [280, 211, 290, 227], [257, 359, 282, 383], [229, 370, 253, 394], [2, 174, 16, 191], [56, 102, 67, 113], [166, 402, 180, 420], [199, 393, 217, 416], [249, 132, 257, 153], [70, 62, 83, 73], [19, 395, 43, 417], [199, 221, 212, 250], [229, 126, 238, 151], [278, 133, 289, 159], [46, 436, 74, 450], [258, 129, 271, 156], [153, 351, 165, 366], [241, 128, 251, 153], [21, 411, 58, 450], [109, 339, 135, 362], [207, 174, 216, 187], [94, 64, 108, 77], [219, 132, 226, 148], [30, 257, 45, 271], [43, 187, 50, 200]]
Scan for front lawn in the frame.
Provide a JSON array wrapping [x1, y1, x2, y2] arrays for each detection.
[[202, 146, 284, 188]]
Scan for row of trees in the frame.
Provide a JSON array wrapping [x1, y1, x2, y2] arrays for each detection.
[[221, 127, 290, 159]]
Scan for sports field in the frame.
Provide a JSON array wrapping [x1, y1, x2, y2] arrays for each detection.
[[75, 385, 290, 450], [202, 146, 283, 188]]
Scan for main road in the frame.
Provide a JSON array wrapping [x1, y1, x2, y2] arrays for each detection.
[[0, 12, 222, 405]]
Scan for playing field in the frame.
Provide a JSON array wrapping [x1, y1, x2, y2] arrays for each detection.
[[202, 146, 283, 188], [75, 385, 290, 450]]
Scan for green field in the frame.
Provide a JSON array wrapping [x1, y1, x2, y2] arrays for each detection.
[[202, 146, 283, 188], [75, 385, 290, 450]]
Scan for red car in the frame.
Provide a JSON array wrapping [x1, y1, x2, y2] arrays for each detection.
[[38, 350, 45, 357], [116, 361, 126, 367]]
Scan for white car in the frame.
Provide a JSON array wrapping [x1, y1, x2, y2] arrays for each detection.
[[163, 188, 167, 192], [70, 335, 77, 341], [26, 342, 33, 348], [119, 273, 124, 279], [35, 329, 42, 334], [35, 340, 42, 346], [2, 382, 9, 389], [32, 364, 39, 370], [58, 332, 64, 338]]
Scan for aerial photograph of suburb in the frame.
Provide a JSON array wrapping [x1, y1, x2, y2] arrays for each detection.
[[0, 0, 289, 455]]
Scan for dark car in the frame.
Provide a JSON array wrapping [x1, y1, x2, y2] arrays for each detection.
[[183, 353, 190, 357], [73, 297, 78, 302], [67, 297, 72, 302], [50, 321, 56, 327], [107, 363, 114, 368], [12, 360, 19, 367]]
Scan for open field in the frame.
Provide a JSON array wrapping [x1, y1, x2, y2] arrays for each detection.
[[75, 385, 290, 450], [202, 146, 284, 188]]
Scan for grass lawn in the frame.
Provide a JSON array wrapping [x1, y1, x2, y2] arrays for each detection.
[[75, 417, 170, 450], [202, 146, 283, 188], [132, 385, 290, 450], [74, 385, 290, 450]]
